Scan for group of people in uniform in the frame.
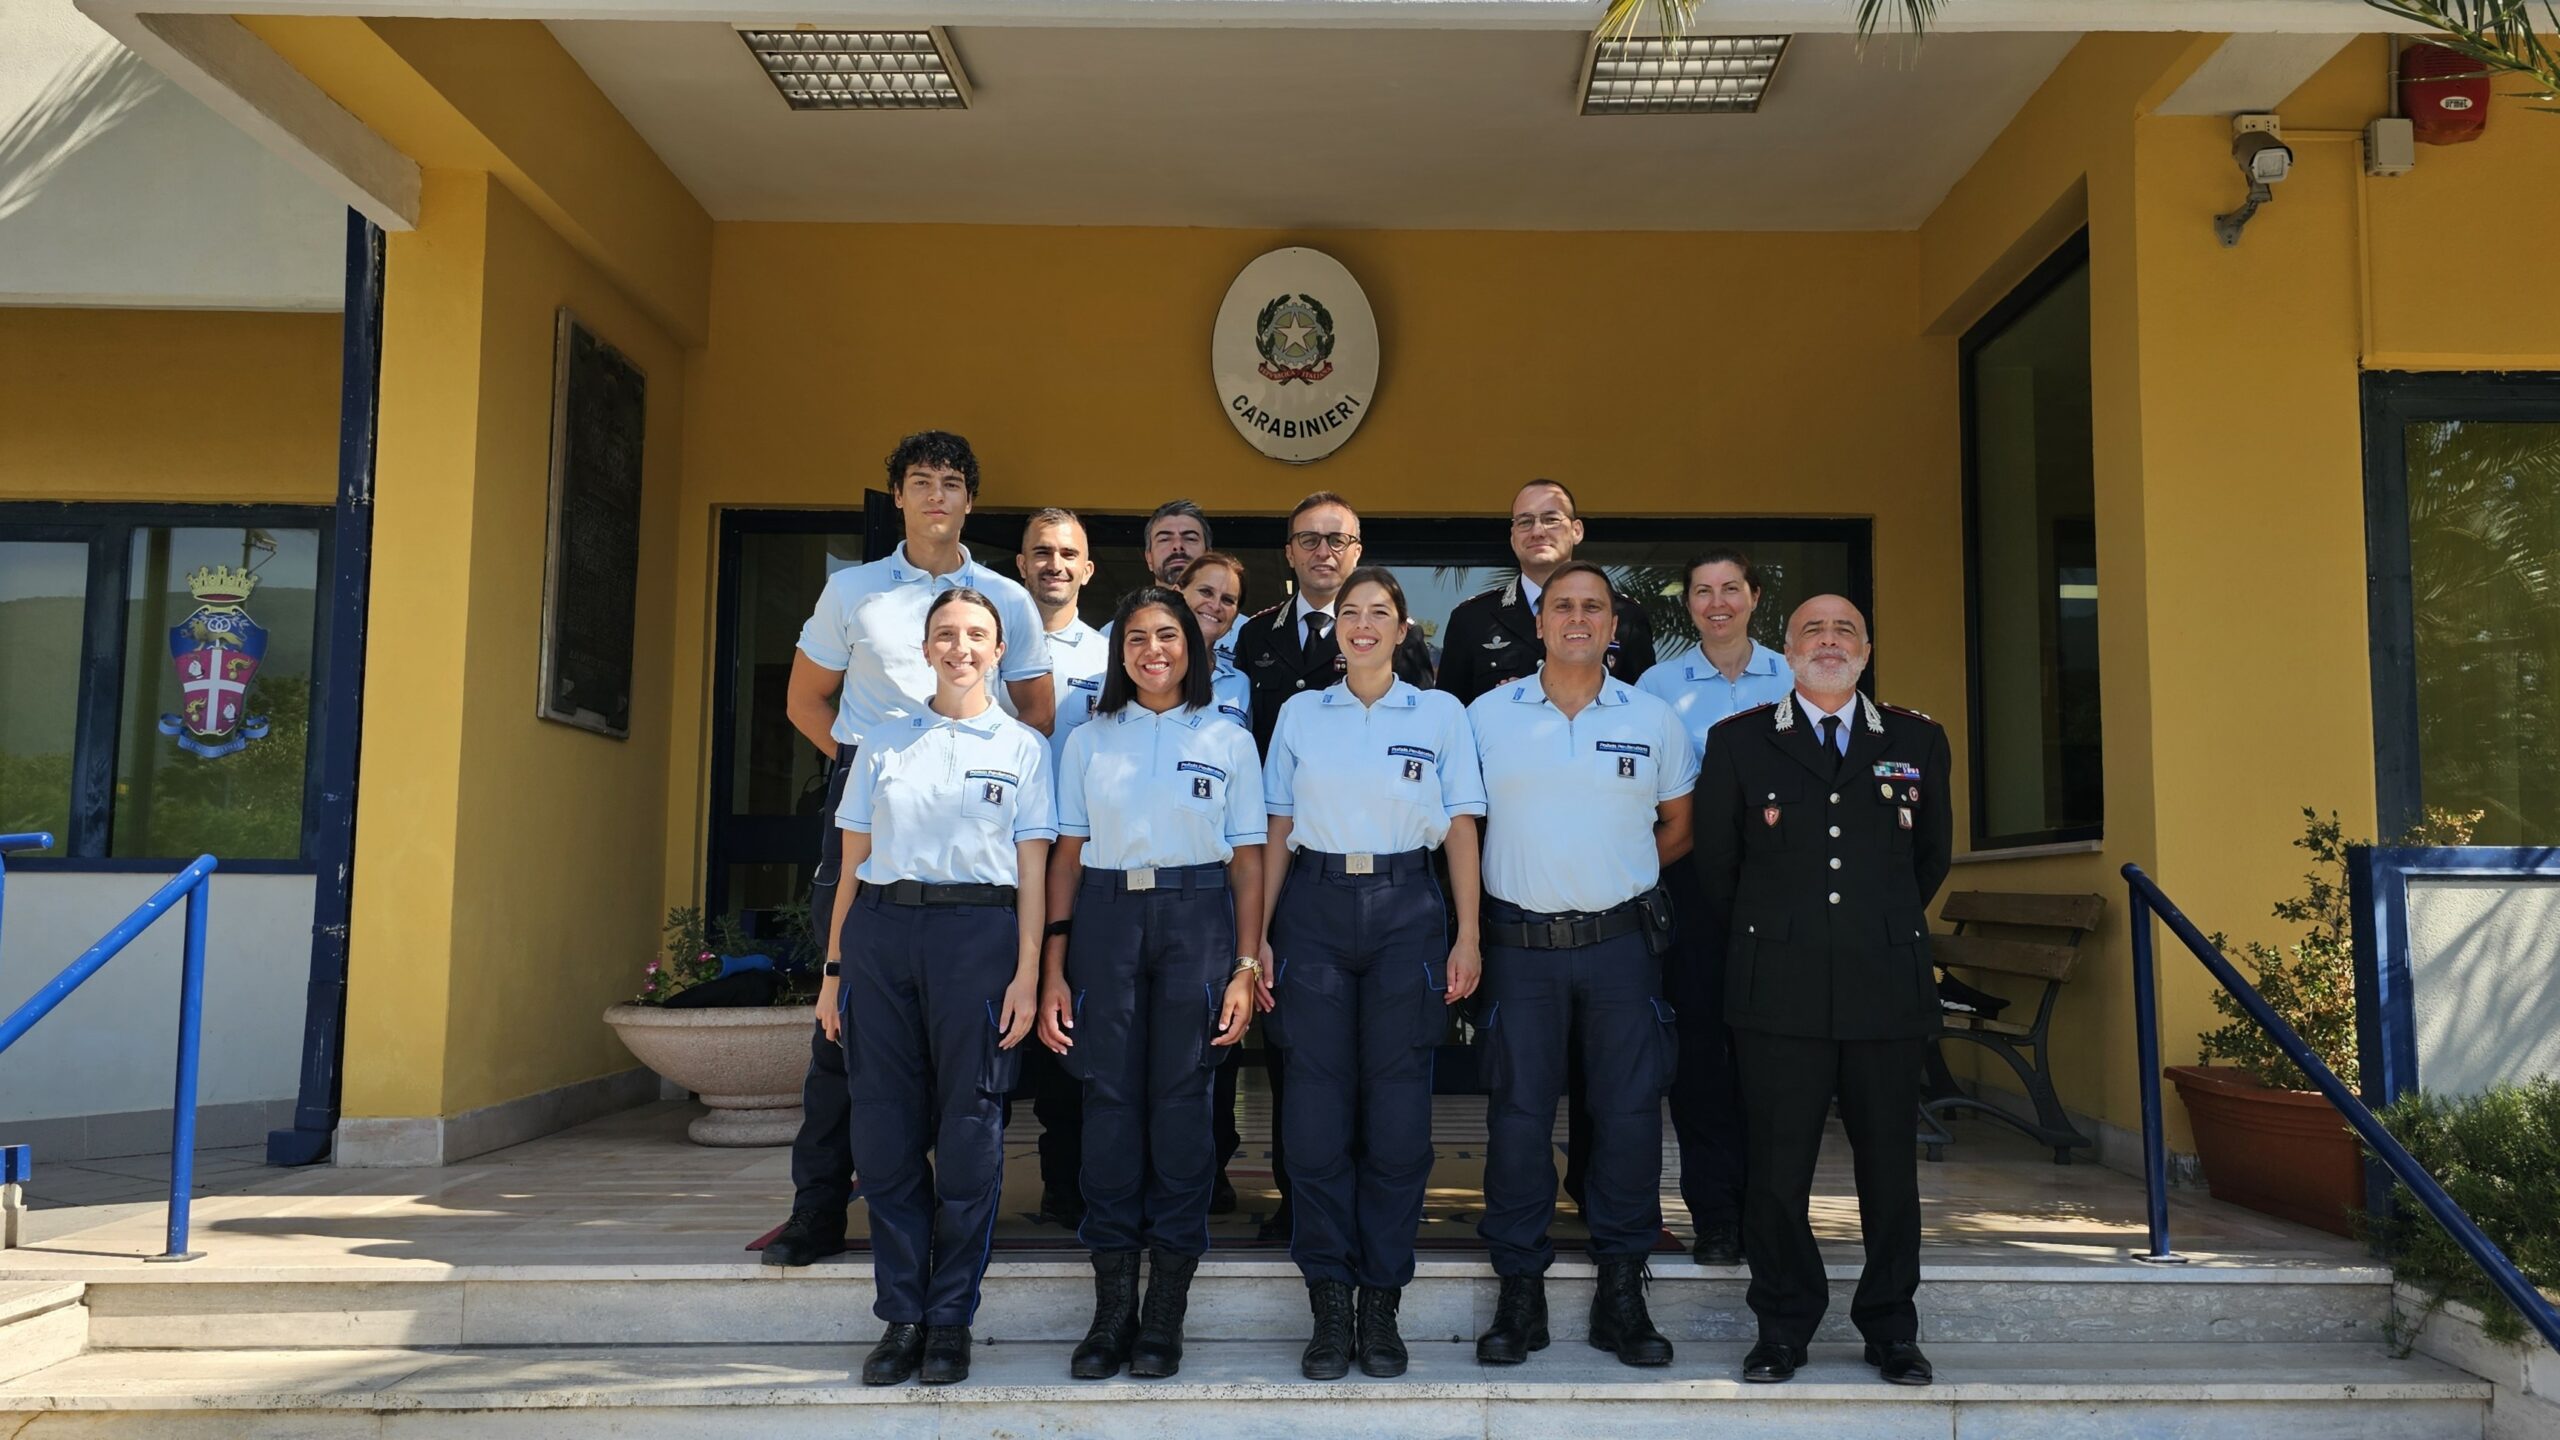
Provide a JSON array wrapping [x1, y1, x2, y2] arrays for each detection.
[[761, 430, 1953, 1391]]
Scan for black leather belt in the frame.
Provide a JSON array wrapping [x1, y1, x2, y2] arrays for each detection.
[[1296, 847, 1431, 879], [1485, 897, 1646, 951], [864, 880, 1018, 907], [1085, 862, 1227, 894]]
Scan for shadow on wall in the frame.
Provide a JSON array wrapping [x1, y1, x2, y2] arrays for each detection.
[[0, 41, 163, 225]]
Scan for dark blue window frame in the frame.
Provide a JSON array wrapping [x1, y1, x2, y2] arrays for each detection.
[[0, 500, 333, 874]]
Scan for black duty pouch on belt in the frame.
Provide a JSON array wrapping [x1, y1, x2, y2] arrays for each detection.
[[1636, 886, 1675, 958]]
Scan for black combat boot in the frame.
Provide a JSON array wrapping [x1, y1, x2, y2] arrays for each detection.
[[1301, 1279, 1356, 1379], [1589, 1257, 1673, 1367], [760, 1208, 846, 1267], [860, 1323, 925, 1385], [1070, 1250, 1142, 1379], [1475, 1274, 1549, 1365], [918, 1325, 972, 1384], [1127, 1248, 1199, 1378], [1355, 1285, 1408, 1378]]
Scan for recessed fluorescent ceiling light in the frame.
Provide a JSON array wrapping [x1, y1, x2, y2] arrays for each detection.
[[739, 29, 971, 110], [1579, 34, 1789, 114]]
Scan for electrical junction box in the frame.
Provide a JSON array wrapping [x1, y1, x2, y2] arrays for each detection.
[[2366, 116, 2417, 176], [2234, 112, 2282, 137]]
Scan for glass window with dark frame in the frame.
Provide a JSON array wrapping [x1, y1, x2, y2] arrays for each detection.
[[0, 511, 326, 864], [1962, 234, 2104, 850]]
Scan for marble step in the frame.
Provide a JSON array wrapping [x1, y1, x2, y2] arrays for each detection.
[[0, 1340, 2489, 1439], [0, 1283, 86, 1384], [70, 1259, 2396, 1350]]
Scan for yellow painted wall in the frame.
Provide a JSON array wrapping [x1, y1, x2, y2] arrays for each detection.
[[0, 307, 338, 504], [342, 168, 687, 1120]]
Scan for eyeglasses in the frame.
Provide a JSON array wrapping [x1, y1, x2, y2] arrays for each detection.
[[1288, 531, 1361, 555], [1509, 512, 1573, 534]]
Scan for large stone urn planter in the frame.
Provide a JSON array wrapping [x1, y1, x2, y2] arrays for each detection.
[[2167, 1063, 2364, 1236], [603, 1004, 808, 1147]]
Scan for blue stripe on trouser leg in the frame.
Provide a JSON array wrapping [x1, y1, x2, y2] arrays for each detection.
[[840, 890, 1021, 1326], [1270, 863, 1447, 1289], [1064, 877, 1234, 1258], [1476, 929, 1672, 1277]]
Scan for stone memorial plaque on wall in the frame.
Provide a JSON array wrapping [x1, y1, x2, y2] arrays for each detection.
[[537, 309, 646, 738]]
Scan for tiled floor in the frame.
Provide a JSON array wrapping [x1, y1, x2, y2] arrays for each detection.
[[0, 1092, 2364, 1278]]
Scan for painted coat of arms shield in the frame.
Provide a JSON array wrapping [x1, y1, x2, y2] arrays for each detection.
[[160, 566, 272, 758]]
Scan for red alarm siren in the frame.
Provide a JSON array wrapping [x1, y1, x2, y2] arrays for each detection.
[[2401, 42, 2491, 145]]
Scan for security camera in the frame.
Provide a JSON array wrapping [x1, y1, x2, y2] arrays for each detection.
[[2234, 131, 2294, 187]]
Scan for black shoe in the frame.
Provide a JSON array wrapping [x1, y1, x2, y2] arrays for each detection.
[[1742, 1339, 1807, 1383], [1255, 1200, 1294, 1243], [1071, 1250, 1143, 1379], [1128, 1248, 1199, 1378], [1209, 1173, 1239, 1215], [1356, 1286, 1408, 1378], [1301, 1280, 1355, 1380], [860, 1323, 926, 1385], [1035, 1186, 1086, 1228], [1588, 1258, 1673, 1367], [918, 1325, 972, 1385], [1865, 1339, 1934, 1386], [1690, 1221, 1742, 1267], [760, 1208, 846, 1268], [1475, 1275, 1549, 1365]]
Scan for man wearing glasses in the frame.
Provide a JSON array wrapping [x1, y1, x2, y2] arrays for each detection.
[[1225, 491, 1436, 1240], [1436, 480, 1655, 706]]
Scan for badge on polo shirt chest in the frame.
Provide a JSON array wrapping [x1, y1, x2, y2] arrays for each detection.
[[1192, 776, 1213, 799], [983, 781, 1006, 805], [1403, 758, 1424, 782], [1617, 756, 1637, 777]]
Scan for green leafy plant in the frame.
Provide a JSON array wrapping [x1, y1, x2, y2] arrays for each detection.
[[2372, 1080, 2560, 1344], [637, 906, 727, 1004], [2195, 806, 2479, 1092], [635, 902, 821, 1005]]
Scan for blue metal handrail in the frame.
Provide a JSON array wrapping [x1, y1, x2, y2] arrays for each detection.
[[2124, 862, 2560, 1354], [0, 838, 220, 1261]]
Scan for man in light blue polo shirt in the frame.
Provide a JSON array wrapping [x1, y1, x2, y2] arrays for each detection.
[[1010, 506, 1109, 754], [760, 429, 1053, 1272], [1467, 561, 1696, 1371]]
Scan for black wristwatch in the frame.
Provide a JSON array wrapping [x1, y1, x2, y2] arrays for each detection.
[[822, 961, 841, 977], [1045, 919, 1073, 939]]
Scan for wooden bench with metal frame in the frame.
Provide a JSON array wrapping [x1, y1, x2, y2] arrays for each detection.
[[1917, 890, 2105, 1164]]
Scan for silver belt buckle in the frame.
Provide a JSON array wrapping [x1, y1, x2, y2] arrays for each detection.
[[1127, 867, 1157, 892], [1345, 853, 1375, 875]]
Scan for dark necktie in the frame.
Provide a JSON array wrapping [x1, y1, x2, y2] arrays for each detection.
[[1306, 612, 1331, 649], [1820, 714, 1842, 766]]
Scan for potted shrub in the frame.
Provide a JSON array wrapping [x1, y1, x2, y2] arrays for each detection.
[[604, 906, 818, 1147], [2167, 807, 2474, 1236]]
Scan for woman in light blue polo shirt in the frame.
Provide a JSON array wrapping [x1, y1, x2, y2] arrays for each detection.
[[1038, 586, 1267, 1382], [818, 588, 1054, 1389], [1258, 567, 1485, 1381], [1634, 548, 1792, 1268]]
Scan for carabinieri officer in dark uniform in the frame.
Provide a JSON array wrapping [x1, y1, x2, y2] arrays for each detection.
[[1257, 567, 1486, 1381], [1693, 594, 1951, 1389], [1225, 492, 1430, 1241], [1466, 561, 1696, 1370], [1040, 587, 1267, 1382], [818, 588, 1053, 1389], [1434, 479, 1653, 705]]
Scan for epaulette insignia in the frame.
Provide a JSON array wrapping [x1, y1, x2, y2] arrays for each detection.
[[1879, 702, 1938, 724], [1714, 702, 1777, 731]]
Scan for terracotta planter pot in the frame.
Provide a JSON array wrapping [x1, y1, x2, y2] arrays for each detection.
[[603, 1003, 809, 1147], [2166, 1063, 2364, 1237]]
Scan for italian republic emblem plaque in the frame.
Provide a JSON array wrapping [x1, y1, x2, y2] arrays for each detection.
[[1211, 247, 1378, 464]]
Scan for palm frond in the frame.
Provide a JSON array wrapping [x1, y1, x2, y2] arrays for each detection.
[[1853, 0, 1941, 39]]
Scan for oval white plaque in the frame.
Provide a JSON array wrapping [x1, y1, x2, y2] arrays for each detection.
[[1211, 247, 1378, 464]]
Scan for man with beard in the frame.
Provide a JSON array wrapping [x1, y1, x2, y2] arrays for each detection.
[[1691, 594, 1951, 1388]]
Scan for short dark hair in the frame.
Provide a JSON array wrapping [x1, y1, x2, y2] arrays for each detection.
[[1180, 551, 1247, 601], [1145, 499, 1212, 550], [1515, 478, 1579, 519], [924, 586, 1004, 648], [886, 430, 981, 499], [1289, 491, 1355, 526], [1097, 587, 1215, 716], [1020, 507, 1084, 550], [1337, 565, 1407, 623], [1536, 560, 1613, 612], [1683, 547, 1762, 597]]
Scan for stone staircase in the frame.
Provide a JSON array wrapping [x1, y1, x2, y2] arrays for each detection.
[[0, 1255, 2495, 1437]]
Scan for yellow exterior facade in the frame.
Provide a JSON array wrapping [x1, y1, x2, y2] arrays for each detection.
[[29, 19, 2559, 1154]]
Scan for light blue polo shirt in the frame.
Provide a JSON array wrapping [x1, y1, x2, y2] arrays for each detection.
[[1056, 703, 1267, 871], [1018, 617, 1111, 752], [1637, 641, 1795, 760], [1211, 655, 1252, 733], [1469, 673, 1698, 914], [837, 704, 1056, 887], [796, 542, 1054, 746], [1265, 680, 1486, 854]]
